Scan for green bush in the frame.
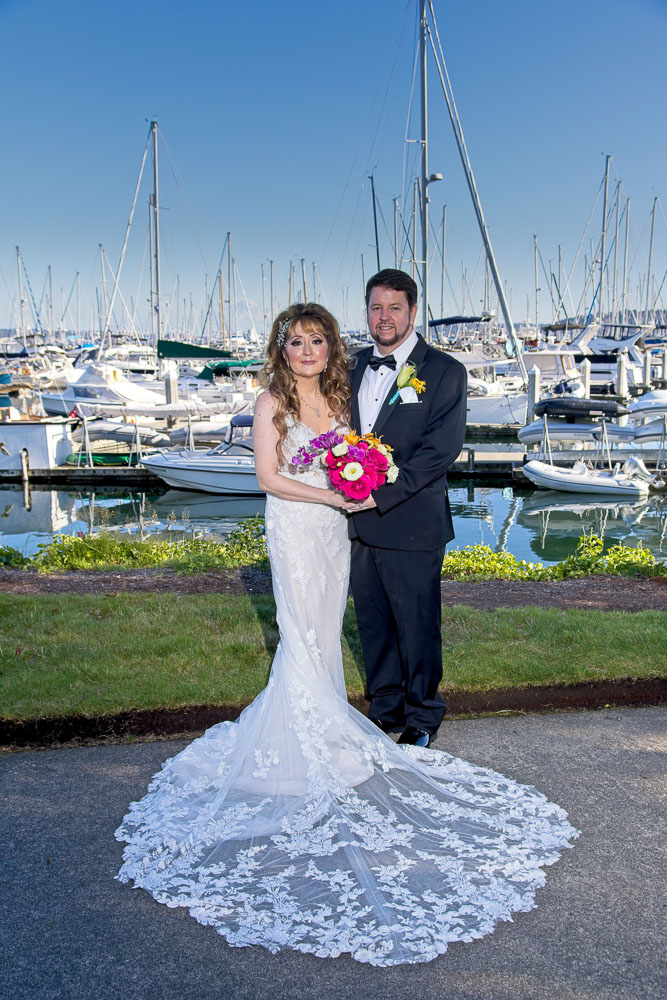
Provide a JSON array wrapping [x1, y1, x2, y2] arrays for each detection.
[[6, 522, 664, 579], [0, 545, 31, 568], [442, 531, 665, 581], [546, 533, 663, 580], [441, 545, 544, 580], [32, 517, 268, 573]]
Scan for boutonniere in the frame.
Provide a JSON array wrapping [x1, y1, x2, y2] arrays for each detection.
[[389, 363, 426, 404]]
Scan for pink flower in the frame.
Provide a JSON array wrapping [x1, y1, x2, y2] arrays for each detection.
[[365, 448, 387, 472], [342, 477, 371, 500]]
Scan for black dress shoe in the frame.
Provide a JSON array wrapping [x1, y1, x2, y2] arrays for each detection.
[[397, 726, 434, 748], [370, 718, 402, 734]]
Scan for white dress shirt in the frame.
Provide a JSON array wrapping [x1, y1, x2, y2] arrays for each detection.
[[358, 330, 419, 433]]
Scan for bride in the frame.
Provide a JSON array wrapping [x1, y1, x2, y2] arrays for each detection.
[[115, 302, 578, 967]]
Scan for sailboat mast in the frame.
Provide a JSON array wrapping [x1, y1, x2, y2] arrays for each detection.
[[48, 265, 54, 345], [16, 247, 26, 349], [151, 120, 162, 347], [393, 198, 399, 269], [534, 235, 539, 339], [599, 154, 611, 323], [369, 173, 381, 272], [227, 233, 232, 339], [612, 182, 621, 321], [269, 259, 274, 320], [622, 197, 630, 325], [148, 201, 155, 343], [440, 203, 447, 316], [645, 196, 657, 321], [99, 244, 109, 346], [425, 3, 527, 379], [419, 0, 429, 340], [301, 258, 308, 301]]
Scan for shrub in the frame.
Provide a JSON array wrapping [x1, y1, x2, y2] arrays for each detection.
[[9, 522, 664, 579], [441, 545, 546, 580], [0, 545, 31, 568], [32, 517, 268, 573], [442, 531, 665, 581]]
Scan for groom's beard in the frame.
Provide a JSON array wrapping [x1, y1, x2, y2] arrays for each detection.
[[369, 319, 414, 350]]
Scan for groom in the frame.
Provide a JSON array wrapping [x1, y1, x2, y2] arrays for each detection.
[[346, 269, 467, 748]]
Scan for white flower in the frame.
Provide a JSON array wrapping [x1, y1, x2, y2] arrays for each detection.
[[331, 442, 349, 457], [387, 464, 399, 483], [342, 462, 364, 482], [377, 444, 389, 457]]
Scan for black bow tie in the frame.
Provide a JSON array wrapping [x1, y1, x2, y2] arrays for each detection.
[[367, 354, 397, 371]]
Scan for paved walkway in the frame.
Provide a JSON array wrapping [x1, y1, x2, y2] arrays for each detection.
[[2, 707, 665, 1000]]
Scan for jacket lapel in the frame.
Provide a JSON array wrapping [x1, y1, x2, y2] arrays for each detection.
[[350, 348, 371, 433], [372, 334, 429, 437]]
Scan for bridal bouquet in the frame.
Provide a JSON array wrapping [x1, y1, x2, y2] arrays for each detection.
[[291, 430, 399, 501]]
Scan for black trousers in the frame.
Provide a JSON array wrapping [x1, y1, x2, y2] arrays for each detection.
[[350, 540, 447, 734]]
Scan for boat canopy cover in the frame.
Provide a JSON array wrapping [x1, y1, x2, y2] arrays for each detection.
[[534, 397, 629, 419], [230, 413, 254, 428], [157, 339, 233, 360], [429, 314, 491, 327], [197, 359, 265, 381]]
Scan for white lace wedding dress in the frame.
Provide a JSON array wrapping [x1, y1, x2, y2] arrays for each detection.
[[115, 418, 579, 967]]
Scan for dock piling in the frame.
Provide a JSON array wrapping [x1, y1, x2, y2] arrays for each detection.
[[527, 365, 541, 420]]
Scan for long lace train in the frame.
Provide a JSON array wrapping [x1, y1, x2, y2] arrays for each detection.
[[115, 419, 579, 966]]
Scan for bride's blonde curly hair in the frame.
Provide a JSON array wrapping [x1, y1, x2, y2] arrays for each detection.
[[261, 302, 351, 464]]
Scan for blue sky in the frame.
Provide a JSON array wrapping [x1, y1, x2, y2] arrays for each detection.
[[1, 0, 666, 336]]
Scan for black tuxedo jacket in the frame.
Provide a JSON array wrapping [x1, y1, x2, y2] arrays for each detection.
[[348, 334, 467, 550]]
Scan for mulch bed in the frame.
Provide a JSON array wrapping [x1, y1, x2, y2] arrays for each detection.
[[2, 679, 665, 751], [0, 567, 666, 611]]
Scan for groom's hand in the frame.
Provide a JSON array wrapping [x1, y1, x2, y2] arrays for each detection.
[[343, 495, 377, 513]]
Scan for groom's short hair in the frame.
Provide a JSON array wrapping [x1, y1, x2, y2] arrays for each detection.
[[365, 269, 418, 311]]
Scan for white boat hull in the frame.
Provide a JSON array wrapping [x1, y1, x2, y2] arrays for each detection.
[[523, 460, 650, 497], [628, 390, 667, 419], [518, 418, 635, 445], [467, 392, 528, 426], [140, 450, 262, 494]]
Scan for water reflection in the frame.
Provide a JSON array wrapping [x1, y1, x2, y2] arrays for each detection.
[[517, 492, 667, 563], [0, 482, 665, 566]]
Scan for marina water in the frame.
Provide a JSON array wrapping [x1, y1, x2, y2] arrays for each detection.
[[2, 481, 666, 567]]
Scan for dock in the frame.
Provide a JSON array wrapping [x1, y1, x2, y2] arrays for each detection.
[[1, 445, 665, 489]]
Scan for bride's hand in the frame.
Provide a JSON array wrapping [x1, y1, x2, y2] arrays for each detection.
[[342, 495, 377, 513]]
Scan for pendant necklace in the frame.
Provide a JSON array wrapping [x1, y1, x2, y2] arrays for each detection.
[[300, 393, 322, 418]]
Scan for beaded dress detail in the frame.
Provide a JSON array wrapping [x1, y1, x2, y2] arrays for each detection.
[[115, 418, 578, 966]]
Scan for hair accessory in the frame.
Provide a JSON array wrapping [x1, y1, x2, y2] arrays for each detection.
[[276, 318, 291, 347]]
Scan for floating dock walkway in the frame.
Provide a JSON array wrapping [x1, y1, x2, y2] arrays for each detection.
[[1, 445, 665, 488]]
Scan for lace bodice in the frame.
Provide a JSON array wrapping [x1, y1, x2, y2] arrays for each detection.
[[278, 416, 342, 486]]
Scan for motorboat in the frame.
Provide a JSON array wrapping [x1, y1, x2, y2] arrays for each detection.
[[518, 398, 634, 445], [632, 417, 667, 443], [39, 363, 165, 416], [168, 419, 234, 446], [139, 414, 261, 494], [627, 390, 667, 420], [518, 418, 635, 446], [522, 458, 651, 497], [71, 418, 170, 447]]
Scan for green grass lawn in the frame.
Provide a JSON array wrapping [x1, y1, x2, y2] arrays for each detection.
[[0, 593, 665, 721]]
